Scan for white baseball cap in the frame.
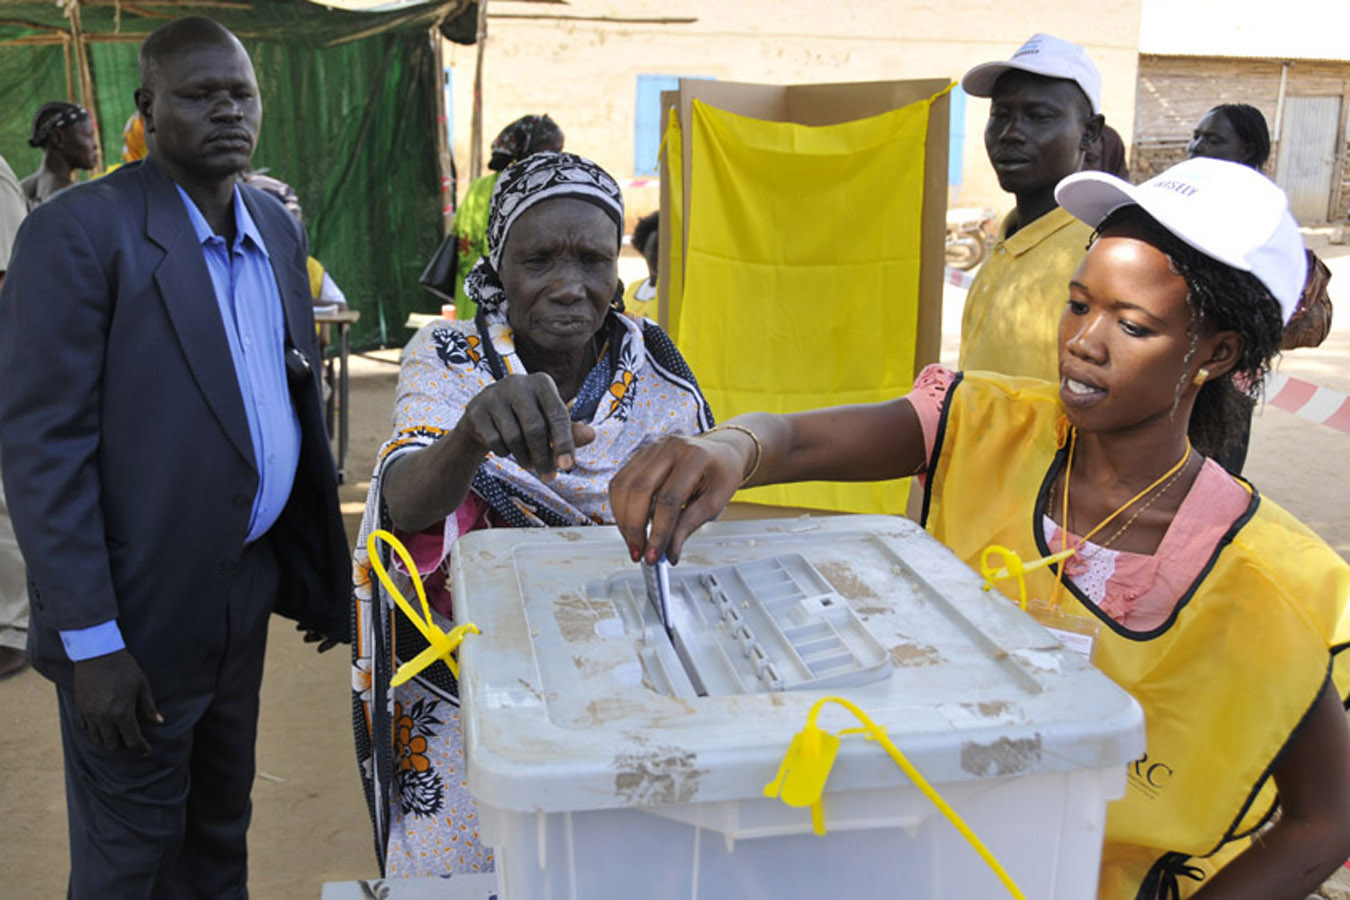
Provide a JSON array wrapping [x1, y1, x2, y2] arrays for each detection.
[[962, 33, 1102, 116], [1055, 157, 1306, 322]]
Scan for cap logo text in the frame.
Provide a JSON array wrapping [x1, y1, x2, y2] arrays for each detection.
[[1151, 180, 1199, 197]]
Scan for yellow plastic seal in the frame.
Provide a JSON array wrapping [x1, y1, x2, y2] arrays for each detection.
[[979, 544, 1075, 611], [365, 528, 480, 688], [767, 695, 1026, 899]]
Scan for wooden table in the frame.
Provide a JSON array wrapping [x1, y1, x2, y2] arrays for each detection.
[[315, 308, 361, 483]]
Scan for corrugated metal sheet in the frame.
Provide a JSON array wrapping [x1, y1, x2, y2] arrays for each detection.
[[1140, 0, 1350, 62]]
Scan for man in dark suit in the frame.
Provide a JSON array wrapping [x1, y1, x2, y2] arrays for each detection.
[[0, 17, 349, 898]]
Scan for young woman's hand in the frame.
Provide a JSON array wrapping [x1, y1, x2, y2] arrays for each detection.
[[609, 429, 753, 564]]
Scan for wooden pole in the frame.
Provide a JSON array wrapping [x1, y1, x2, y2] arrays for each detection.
[[432, 31, 453, 232], [66, 0, 106, 172], [467, 0, 488, 180], [61, 33, 73, 100]]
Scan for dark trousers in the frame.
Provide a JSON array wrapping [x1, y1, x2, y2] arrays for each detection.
[[58, 536, 279, 900]]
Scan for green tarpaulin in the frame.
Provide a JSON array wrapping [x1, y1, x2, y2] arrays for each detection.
[[0, 0, 470, 347]]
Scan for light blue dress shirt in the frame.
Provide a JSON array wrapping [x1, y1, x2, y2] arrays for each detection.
[[60, 184, 303, 661]]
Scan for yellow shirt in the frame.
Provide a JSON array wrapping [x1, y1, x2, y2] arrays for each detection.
[[623, 276, 657, 320], [957, 205, 1092, 382]]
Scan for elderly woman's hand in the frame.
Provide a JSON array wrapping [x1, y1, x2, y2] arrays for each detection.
[[609, 430, 752, 564], [462, 372, 595, 479], [382, 371, 595, 534]]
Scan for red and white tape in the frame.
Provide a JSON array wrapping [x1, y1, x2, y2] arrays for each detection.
[[1264, 373, 1350, 436], [945, 266, 976, 289]]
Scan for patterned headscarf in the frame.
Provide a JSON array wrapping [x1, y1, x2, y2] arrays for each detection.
[[463, 150, 625, 316], [28, 102, 90, 148], [488, 113, 562, 171], [242, 171, 304, 221]]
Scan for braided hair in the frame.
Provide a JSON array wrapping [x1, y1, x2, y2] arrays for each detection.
[[631, 211, 659, 255], [1208, 104, 1271, 170], [28, 101, 89, 149], [1094, 205, 1284, 461]]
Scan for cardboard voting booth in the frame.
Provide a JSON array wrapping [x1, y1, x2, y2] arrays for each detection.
[[657, 79, 951, 516]]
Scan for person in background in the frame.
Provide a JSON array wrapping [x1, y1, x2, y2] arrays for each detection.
[[353, 151, 712, 877], [450, 113, 564, 320], [20, 102, 100, 208], [0, 152, 27, 680], [957, 33, 1104, 382], [1187, 103, 1270, 171], [1185, 101, 1332, 474], [242, 169, 348, 311], [611, 157, 1350, 900], [0, 18, 349, 896], [97, 112, 148, 178], [624, 209, 659, 318], [121, 110, 148, 163], [1085, 123, 1130, 180]]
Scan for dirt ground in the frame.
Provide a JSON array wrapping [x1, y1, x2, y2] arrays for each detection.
[[2, 239, 1348, 898]]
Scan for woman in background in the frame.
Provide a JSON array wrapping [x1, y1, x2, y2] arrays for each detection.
[[20, 102, 98, 207], [1186, 102, 1332, 473]]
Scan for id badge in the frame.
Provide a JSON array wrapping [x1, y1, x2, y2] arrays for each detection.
[[1025, 597, 1099, 661]]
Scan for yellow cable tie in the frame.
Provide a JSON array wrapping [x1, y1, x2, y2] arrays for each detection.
[[365, 529, 480, 687], [766, 695, 1027, 899], [979, 545, 1075, 611]]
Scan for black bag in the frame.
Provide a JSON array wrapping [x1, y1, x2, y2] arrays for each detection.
[[418, 233, 458, 302]]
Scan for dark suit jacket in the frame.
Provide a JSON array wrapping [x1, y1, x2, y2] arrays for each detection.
[[0, 158, 350, 694]]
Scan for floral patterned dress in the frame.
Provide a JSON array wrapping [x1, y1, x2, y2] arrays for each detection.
[[351, 310, 712, 876]]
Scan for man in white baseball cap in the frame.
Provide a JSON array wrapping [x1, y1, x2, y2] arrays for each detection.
[[957, 33, 1105, 383]]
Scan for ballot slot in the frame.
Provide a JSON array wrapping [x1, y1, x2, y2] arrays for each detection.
[[609, 554, 892, 700]]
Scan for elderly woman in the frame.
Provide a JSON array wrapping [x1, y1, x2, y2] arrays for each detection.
[[353, 151, 713, 876], [20, 101, 98, 208]]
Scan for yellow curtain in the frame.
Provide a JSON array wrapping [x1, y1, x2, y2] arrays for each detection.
[[676, 96, 936, 513], [660, 106, 686, 336]]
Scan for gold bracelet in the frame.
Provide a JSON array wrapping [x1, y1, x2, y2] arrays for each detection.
[[704, 423, 762, 486]]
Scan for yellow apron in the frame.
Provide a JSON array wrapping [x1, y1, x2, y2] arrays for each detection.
[[922, 372, 1350, 899], [623, 277, 657, 320]]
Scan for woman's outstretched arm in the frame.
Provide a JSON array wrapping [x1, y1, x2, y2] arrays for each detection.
[[1192, 680, 1350, 899], [609, 396, 927, 564]]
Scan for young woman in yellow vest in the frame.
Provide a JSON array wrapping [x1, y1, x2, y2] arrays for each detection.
[[609, 157, 1350, 900]]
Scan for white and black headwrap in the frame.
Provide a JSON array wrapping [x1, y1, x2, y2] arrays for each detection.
[[463, 150, 625, 316], [28, 102, 90, 148]]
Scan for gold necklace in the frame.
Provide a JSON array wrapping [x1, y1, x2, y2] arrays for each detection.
[[1092, 463, 1189, 551], [1050, 429, 1192, 604]]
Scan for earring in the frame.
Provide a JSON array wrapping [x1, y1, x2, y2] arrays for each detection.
[[1193, 367, 1210, 386]]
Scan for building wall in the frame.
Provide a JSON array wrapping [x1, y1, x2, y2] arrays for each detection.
[[1133, 54, 1350, 221], [443, 0, 1142, 223]]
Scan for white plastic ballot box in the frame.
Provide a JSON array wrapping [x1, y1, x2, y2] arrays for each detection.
[[450, 515, 1144, 899]]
